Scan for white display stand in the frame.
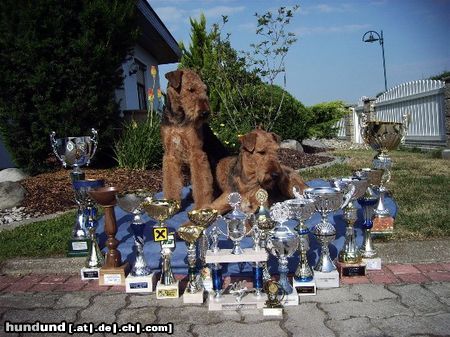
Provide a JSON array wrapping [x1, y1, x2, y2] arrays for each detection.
[[183, 290, 205, 304], [314, 270, 340, 288], [362, 258, 382, 270], [282, 287, 299, 306], [125, 273, 155, 293]]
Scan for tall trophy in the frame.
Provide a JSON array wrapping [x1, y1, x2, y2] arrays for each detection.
[[267, 202, 300, 305], [187, 208, 218, 292], [116, 190, 154, 293], [360, 101, 409, 234], [224, 193, 251, 255], [285, 193, 317, 295], [88, 186, 129, 286], [71, 179, 104, 257], [252, 189, 276, 283], [50, 129, 98, 182], [304, 186, 353, 288], [81, 193, 105, 280], [142, 199, 180, 299], [354, 168, 384, 270], [177, 223, 204, 303], [332, 177, 369, 277]]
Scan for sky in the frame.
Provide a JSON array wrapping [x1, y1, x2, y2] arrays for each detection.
[[150, 0, 450, 106]]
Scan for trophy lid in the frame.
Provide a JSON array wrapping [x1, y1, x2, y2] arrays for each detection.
[[225, 192, 247, 221]]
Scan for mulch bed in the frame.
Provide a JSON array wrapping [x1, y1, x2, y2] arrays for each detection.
[[20, 149, 333, 216]]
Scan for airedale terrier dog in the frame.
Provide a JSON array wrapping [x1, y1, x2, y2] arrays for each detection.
[[161, 69, 228, 208], [210, 128, 308, 214]]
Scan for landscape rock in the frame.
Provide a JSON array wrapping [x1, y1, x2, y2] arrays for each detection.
[[0, 181, 26, 210], [302, 139, 330, 153], [280, 139, 304, 153], [0, 168, 28, 183]]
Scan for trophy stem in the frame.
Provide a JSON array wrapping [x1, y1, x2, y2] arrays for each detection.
[[211, 263, 223, 298], [294, 223, 314, 282], [131, 222, 151, 277], [160, 247, 175, 285], [278, 256, 293, 294], [253, 262, 264, 296], [359, 198, 378, 258], [231, 241, 243, 255], [86, 227, 104, 268], [70, 165, 85, 182], [186, 242, 201, 293], [314, 234, 336, 273], [104, 206, 121, 268], [339, 204, 362, 264]]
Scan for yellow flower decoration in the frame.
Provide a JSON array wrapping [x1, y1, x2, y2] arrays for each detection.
[[150, 65, 157, 78]]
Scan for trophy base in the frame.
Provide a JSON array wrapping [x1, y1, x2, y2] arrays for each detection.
[[208, 293, 266, 311], [336, 261, 366, 277], [125, 273, 155, 293], [372, 216, 394, 234], [263, 307, 283, 317], [314, 270, 340, 288], [80, 267, 100, 280], [156, 280, 179, 299], [281, 287, 299, 306], [183, 289, 205, 304], [67, 239, 89, 257], [293, 279, 316, 296], [99, 263, 129, 286], [362, 257, 382, 270]]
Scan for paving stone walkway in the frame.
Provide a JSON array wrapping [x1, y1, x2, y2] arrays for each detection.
[[1, 262, 450, 337]]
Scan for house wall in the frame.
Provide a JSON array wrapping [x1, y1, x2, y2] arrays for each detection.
[[116, 44, 162, 115]]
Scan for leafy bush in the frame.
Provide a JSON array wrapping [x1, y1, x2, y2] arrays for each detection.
[[0, 0, 138, 174], [307, 101, 348, 139], [114, 114, 163, 170]]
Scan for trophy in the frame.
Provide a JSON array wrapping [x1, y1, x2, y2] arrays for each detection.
[[252, 189, 276, 283], [267, 202, 299, 305], [177, 223, 204, 303], [332, 177, 369, 277], [50, 129, 98, 182], [187, 208, 218, 292], [70, 179, 104, 257], [263, 280, 286, 317], [88, 186, 129, 286], [304, 185, 353, 288], [142, 199, 180, 299], [360, 107, 409, 233], [285, 194, 316, 295], [223, 193, 251, 255], [116, 190, 154, 293], [354, 168, 384, 270], [81, 198, 104, 280]]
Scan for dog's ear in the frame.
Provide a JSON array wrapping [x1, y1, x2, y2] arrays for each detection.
[[239, 132, 257, 152], [165, 70, 183, 90], [270, 132, 281, 144]]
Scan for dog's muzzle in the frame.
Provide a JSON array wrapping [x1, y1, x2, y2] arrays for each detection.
[[201, 111, 210, 118]]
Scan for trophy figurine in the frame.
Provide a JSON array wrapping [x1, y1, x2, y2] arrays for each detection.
[[187, 208, 218, 292], [267, 202, 300, 305], [354, 168, 384, 270], [142, 199, 180, 299], [116, 190, 154, 293], [71, 179, 104, 257], [360, 103, 409, 233], [332, 177, 369, 277], [88, 186, 129, 286], [81, 199, 104, 280], [50, 129, 98, 182], [252, 189, 276, 283], [285, 194, 317, 295], [177, 223, 204, 303], [263, 280, 286, 317]]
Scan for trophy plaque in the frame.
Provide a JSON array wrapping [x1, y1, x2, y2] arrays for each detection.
[[263, 280, 285, 317], [88, 186, 129, 286]]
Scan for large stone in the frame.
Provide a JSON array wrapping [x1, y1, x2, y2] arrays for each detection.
[[0, 168, 28, 183], [280, 139, 304, 153], [302, 139, 329, 153], [0, 181, 26, 210]]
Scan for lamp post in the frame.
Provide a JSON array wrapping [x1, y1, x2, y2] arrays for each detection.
[[362, 30, 387, 92]]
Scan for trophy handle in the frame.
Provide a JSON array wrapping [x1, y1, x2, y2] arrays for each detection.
[[49, 131, 67, 167], [341, 183, 356, 210], [86, 128, 98, 166], [400, 113, 410, 144], [292, 186, 303, 199]]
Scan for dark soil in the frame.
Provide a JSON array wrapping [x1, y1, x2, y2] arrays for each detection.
[[21, 149, 333, 216]]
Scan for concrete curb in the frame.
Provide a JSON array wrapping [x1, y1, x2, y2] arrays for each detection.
[[0, 209, 74, 232]]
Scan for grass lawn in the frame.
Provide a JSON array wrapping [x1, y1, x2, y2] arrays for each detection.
[[0, 147, 448, 262]]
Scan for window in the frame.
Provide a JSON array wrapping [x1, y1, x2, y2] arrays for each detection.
[[135, 59, 147, 110]]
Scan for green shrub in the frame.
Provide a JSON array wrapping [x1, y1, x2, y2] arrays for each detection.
[[307, 101, 348, 139], [0, 0, 138, 174], [114, 114, 162, 170]]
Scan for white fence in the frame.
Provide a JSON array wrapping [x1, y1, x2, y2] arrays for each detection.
[[341, 79, 447, 147]]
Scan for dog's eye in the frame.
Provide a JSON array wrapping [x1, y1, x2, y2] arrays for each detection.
[[188, 87, 195, 93], [257, 150, 266, 155]]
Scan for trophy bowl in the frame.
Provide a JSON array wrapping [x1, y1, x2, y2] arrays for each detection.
[[361, 121, 407, 156], [116, 190, 153, 215], [177, 223, 204, 244], [88, 186, 119, 206], [333, 177, 368, 201], [187, 208, 218, 228], [142, 199, 180, 226], [355, 168, 383, 188], [285, 197, 316, 223]]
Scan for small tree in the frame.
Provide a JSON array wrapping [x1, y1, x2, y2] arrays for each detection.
[[307, 101, 348, 139], [0, 0, 138, 174]]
